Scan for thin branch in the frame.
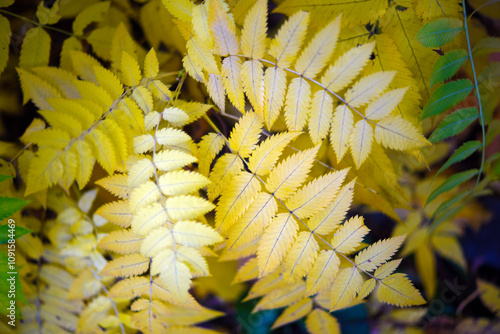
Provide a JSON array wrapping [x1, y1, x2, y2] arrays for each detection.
[[462, 0, 486, 192]]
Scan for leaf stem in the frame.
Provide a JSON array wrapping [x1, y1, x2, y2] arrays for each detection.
[[0, 9, 76, 38], [462, 0, 486, 192]]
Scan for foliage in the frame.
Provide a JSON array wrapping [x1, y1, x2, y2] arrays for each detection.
[[0, 0, 498, 333]]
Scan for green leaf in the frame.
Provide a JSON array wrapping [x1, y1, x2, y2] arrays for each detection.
[[432, 191, 469, 219], [428, 107, 479, 143], [0, 197, 30, 221], [0, 252, 27, 317], [426, 169, 478, 206], [0, 225, 32, 244], [416, 18, 463, 48], [431, 204, 464, 233], [430, 50, 468, 88], [421, 79, 474, 119], [0, 175, 12, 184], [436, 141, 481, 176]]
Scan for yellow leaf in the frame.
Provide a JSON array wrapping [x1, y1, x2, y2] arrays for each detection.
[[149, 79, 173, 102], [257, 213, 298, 277], [154, 149, 197, 172], [19, 27, 51, 69], [355, 235, 405, 271], [192, 4, 213, 49], [284, 77, 311, 131], [215, 171, 261, 235], [154, 249, 192, 301], [128, 157, 154, 188], [108, 276, 150, 299], [431, 234, 466, 269], [96, 200, 133, 227], [162, 0, 195, 23], [357, 278, 376, 300], [286, 169, 348, 219], [99, 118, 128, 168], [186, 37, 219, 74], [101, 253, 150, 277], [132, 203, 168, 236], [70, 50, 102, 82], [415, 244, 436, 299], [377, 273, 426, 307], [209, 0, 239, 56], [183, 54, 206, 82], [262, 66, 287, 128], [244, 271, 283, 301], [268, 11, 309, 68], [25, 148, 64, 195], [121, 51, 142, 86], [321, 42, 375, 92], [305, 309, 340, 334], [72, 1, 109, 36], [477, 279, 500, 316], [345, 71, 396, 107], [265, 145, 319, 200], [173, 220, 223, 247], [294, 14, 341, 77], [158, 170, 210, 196], [162, 107, 190, 127], [228, 112, 263, 158], [241, 0, 267, 59], [375, 115, 429, 151], [221, 56, 246, 112], [92, 65, 123, 101], [96, 174, 130, 199], [166, 195, 215, 221], [87, 128, 117, 174], [119, 97, 145, 133], [331, 216, 369, 254], [306, 249, 339, 296], [0, 14, 10, 76], [48, 97, 96, 127], [253, 281, 306, 311], [198, 133, 225, 176], [141, 226, 174, 257], [350, 119, 374, 168], [272, 298, 312, 329], [73, 80, 113, 111], [17, 68, 61, 109], [32, 67, 80, 99], [365, 87, 408, 121], [241, 60, 265, 115], [132, 86, 153, 114], [283, 232, 319, 281], [330, 266, 363, 311], [207, 73, 226, 112], [39, 109, 82, 136], [23, 128, 71, 150], [144, 48, 159, 78], [248, 131, 300, 176], [308, 90, 334, 144], [177, 246, 209, 277], [308, 179, 355, 235], [207, 153, 243, 201], [331, 104, 353, 163], [233, 257, 258, 284], [98, 230, 144, 254], [226, 192, 277, 252], [374, 259, 402, 279]]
